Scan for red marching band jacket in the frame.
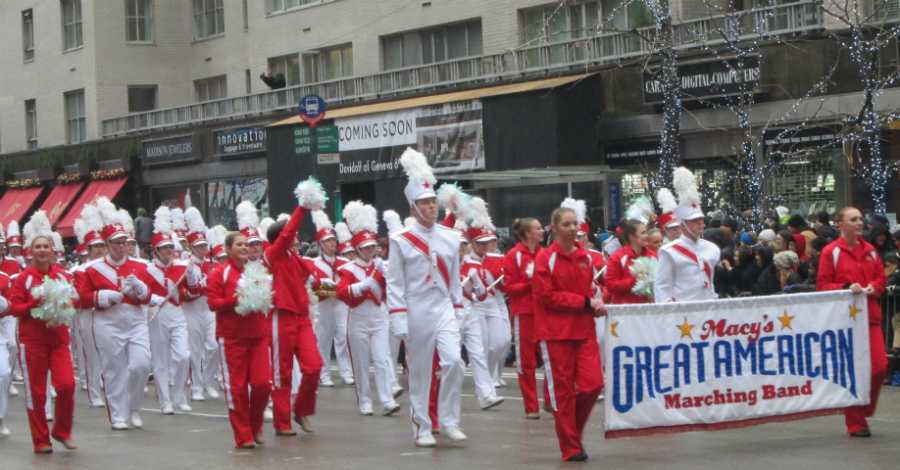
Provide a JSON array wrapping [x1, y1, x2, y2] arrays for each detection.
[[482, 252, 506, 296], [263, 206, 320, 317], [146, 260, 204, 306], [461, 258, 490, 303], [77, 257, 154, 309], [503, 242, 542, 316], [605, 245, 657, 305], [335, 262, 386, 308], [7, 265, 74, 345], [206, 259, 269, 339], [816, 237, 886, 326], [532, 241, 597, 342]]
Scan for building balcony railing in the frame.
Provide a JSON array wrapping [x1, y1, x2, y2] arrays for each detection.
[[101, 1, 824, 137]]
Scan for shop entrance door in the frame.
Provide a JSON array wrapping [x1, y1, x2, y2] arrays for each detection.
[[341, 181, 376, 206]]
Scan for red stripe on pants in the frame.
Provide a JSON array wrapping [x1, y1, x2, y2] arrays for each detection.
[[19, 342, 75, 451], [428, 350, 439, 430], [271, 312, 322, 432], [844, 325, 888, 433], [221, 337, 271, 447], [543, 339, 603, 461]]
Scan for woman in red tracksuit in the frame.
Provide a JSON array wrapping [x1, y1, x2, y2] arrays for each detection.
[[502, 217, 545, 419], [606, 219, 657, 304], [533, 207, 605, 462], [816, 206, 887, 437], [6, 235, 78, 454], [207, 232, 272, 449]]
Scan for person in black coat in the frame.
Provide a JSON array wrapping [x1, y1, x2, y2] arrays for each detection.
[[752, 245, 780, 296]]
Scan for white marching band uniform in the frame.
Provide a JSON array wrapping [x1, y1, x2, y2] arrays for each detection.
[[183, 255, 219, 400], [459, 254, 504, 408], [146, 258, 193, 412], [482, 253, 511, 386], [312, 254, 354, 385]]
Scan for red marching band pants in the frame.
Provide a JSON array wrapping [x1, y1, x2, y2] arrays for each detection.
[[845, 325, 888, 433], [514, 314, 550, 414], [270, 311, 322, 432], [19, 342, 75, 450], [218, 337, 271, 447]]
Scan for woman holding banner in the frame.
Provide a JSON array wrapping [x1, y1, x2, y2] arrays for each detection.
[[816, 206, 887, 438], [532, 206, 606, 462], [606, 205, 658, 305]]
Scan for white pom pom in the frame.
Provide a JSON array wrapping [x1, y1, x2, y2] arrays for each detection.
[[28, 276, 77, 327], [656, 188, 677, 213], [625, 196, 655, 224], [235, 201, 259, 231], [383, 210, 403, 234], [311, 210, 333, 231], [235, 261, 273, 316], [343, 201, 378, 235], [185, 207, 206, 233], [294, 177, 328, 210], [335, 222, 352, 243], [399, 147, 436, 185]]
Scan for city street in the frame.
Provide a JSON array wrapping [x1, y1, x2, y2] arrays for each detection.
[[2, 370, 898, 469]]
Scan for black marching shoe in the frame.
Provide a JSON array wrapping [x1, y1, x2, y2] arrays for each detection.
[[566, 452, 589, 462], [850, 429, 872, 438]]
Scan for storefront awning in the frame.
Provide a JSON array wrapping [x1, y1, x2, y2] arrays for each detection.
[[269, 74, 594, 127], [0, 187, 45, 229], [438, 165, 625, 189], [56, 178, 128, 237], [39, 182, 85, 227]]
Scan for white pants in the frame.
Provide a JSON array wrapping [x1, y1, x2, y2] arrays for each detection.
[[478, 311, 511, 385], [93, 306, 152, 424], [407, 305, 463, 439], [460, 310, 496, 403], [389, 332, 401, 388], [183, 299, 218, 394], [316, 300, 353, 382], [347, 307, 397, 411], [0, 340, 9, 419], [75, 310, 104, 405], [149, 303, 190, 408], [1, 317, 17, 379]]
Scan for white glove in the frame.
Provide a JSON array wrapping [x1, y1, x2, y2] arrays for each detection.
[[321, 278, 336, 288], [149, 294, 166, 308], [0, 295, 8, 315], [124, 275, 148, 301], [468, 270, 486, 297], [97, 290, 124, 309], [390, 312, 408, 339], [186, 265, 201, 287]]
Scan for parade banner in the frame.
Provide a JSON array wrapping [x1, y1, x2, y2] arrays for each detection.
[[603, 291, 871, 438]]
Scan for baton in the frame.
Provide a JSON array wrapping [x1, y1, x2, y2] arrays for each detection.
[[486, 275, 504, 292], [594, 266, 607, 281]]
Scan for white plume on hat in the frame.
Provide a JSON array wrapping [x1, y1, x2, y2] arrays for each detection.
[[673, 167, 703, 222], [560, 198, 587, 224], [25, 210, 53, 246], [51, 232, 64, 252], [311, 210, 333, 232], [171, 207, 187, 232], [334, 222, 352, 244], [343, 201, 378, 235], [294, 177, 328, 210], [7, 221, 20, 239], [184, 191, 193, 208], [383, 210, 403, 234], [400, 147, 436, 205], [207, 225, 227, 248], [74, 219, 88, 244], [235, 200, 259, 231], [625, 196, 655, 225], [154, 206, 172, 235], [656, 188, 677, 213], [80, 204, 104, 233], [467, 197, 494, 230], [96, 197, 120, 226], [117, 209, 134, 235], [185, 207, 207, 234], [258, 217, 275, 241]]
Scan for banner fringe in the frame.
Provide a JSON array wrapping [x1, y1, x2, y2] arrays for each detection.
[[604, 408, 844, 439]]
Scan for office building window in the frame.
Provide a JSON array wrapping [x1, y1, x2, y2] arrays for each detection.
[[193, 0, 225, 39], [302, 44, 352, 82], [195, 75, 227, 102], [23, 10, 35, 61], [126, 0, 154, 42], [62, 0, 84, 50], [382, 20, 481, 70], [268, 54, 301, 86], [268, 0, 331, 14], [25, 99, 38, 149], [128, 85, 157, 112], [65, 89, 86, 144]]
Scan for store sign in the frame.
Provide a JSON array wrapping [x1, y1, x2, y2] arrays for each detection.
[[643, 57, 761, 104], [294, 125, 339, 155], [335, 100, 485, 182], [142, 135, 195, 165], [214, 126, 267, 158]]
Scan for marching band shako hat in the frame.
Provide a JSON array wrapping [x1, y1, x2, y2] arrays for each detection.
[[672, 167, 704, 222], [236, 200, 261, 244], [97, 197, 128, 242], [343, 201, 379, 250], [463, 197, 497, 243], [311, 210, 336, 243], [185, 207, 209, 247], [151, 206, 175, 249], [656, 187, 680, 228], [399, 147, 437, 206], [6, 222, 23, 247]]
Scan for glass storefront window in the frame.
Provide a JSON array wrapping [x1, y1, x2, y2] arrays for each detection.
[[150, 184, 204, 215], [206, 177, 269, 229], [768, 150, 837, 215]]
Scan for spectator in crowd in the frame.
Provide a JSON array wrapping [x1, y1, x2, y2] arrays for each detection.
[[774, 251, 815, 293], [752, 245, 780, 296], [866, 224, 893, 261], [134, 208, 153, 251]]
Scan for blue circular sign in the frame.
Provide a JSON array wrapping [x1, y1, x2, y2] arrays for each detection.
[[299, 95, 327, 119]]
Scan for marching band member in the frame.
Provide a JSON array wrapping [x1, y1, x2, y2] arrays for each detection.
[[183, 207, 220, 401], [387, 148, 467, 447], [71, 206, 107, 408], [336, 201, 401, 417], [381, 210, 407, 397], [337, 224, 357, 262], [533, 206, 605, 462], [6, 211, 79, 453], [311, 212, 354, 388], [503, 217, 546, 419], [236, 201, 264, 263], [78, 197, 154, 430], [562, 198, 608, 359], [3, 222, 24, 398], [816, 206, 887, 437], [207, 231, 272, 449], [606, 198, 658, 305], [208, 225, 229, 263], [0, 253, 11, 437], [654, 167, 720, 303], [119, 209, 142, 259], [480, 238, 511, 388], [656, 188, 682, 243], [146, 207, 194, 414], [265, 179, 326, 435]]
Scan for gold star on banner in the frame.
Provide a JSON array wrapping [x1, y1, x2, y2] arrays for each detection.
[[778, 310, 794, 330], [848, 304, 861, 320], [677, 317, 694, 340], [610, 321, 619, 338]]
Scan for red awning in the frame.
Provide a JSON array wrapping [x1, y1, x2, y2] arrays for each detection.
[[56, 178, 128, 237], [0, 187, 45, 229], [39, 182, 85, 227]]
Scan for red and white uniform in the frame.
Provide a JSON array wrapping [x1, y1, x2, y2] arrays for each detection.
[[77, 256, 154, 427], [386, 222, 465, 440], [533, 241, 603, 461], [1, 257, 23, 386], [183, 255, 219, 398], [460, 255, 502, 405], [336, 258, 399, 414], [207, 259, 272, 447], [654, 235, 720, 302], [0, 272, 12, 425], [7, 265, 77, 451], [480, 252, 511, 386], [312, 253, 353, 385], [605, 246, 656, 305], [816, 237, 887, 434], [263, 207, 323, 433], [71, 263, 104, 407], [502, 242, 546, 415]]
